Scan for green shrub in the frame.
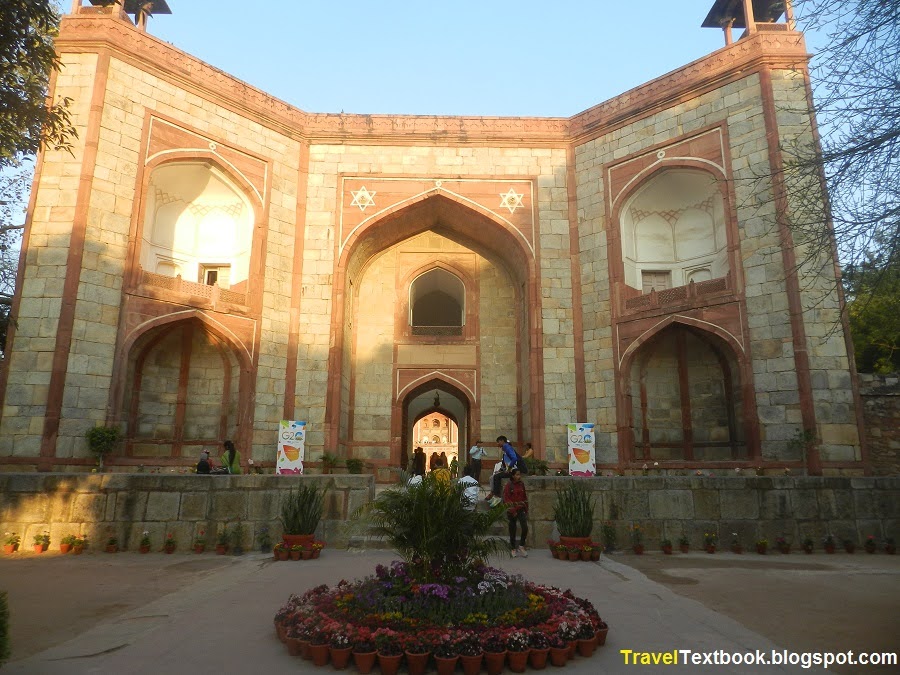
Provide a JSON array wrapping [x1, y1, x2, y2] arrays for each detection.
[[552, 482, 596, 538], [84, 425, 121, 470], [280, 484, 325, 535], [345, 457, 365, 474]]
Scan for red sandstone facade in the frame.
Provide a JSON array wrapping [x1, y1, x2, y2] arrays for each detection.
[[0, 1, 868, 477]]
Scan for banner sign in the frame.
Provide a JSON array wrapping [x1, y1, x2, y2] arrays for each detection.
[[567, 423, 596, 477], [277, 420, 306, 475]]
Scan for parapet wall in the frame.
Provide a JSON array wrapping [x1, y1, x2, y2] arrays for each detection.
[[859, 373, 900, 475], [0, 474, 374, 551], [1, 474, 897, 552]]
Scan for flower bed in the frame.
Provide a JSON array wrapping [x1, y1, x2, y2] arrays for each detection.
[[274, 560, 608, 670]]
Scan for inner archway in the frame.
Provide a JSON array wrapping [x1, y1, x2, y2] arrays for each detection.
[[401, 379, 470, 473]]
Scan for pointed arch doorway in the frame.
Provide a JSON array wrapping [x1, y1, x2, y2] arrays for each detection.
[[399, 377, 473, 474]]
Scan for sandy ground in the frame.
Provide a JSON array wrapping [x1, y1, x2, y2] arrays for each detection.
[[1, 546, 898, 674], [615, 549, 900, 675]]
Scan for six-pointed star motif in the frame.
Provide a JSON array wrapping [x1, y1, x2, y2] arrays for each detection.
[[499, 188, 524, 214], [350, 186, 377, 211]]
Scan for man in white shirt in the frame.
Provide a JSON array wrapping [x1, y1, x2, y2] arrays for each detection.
[[468, 441, 486, 483], [458, 465, 480, 511]]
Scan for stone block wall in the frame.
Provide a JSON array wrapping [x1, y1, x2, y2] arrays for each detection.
[[0, 474, 373, 551], [859, 374, 900, 475]]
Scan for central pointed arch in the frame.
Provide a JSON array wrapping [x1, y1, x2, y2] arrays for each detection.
[[324, 192, 545, 470]]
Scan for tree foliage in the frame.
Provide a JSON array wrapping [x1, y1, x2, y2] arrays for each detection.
[[784, 1, 899, 284], [0, 0, 76, 167], [844, 256, 900, 373]]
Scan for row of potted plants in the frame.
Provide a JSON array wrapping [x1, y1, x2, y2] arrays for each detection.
[[3, 531, 88, 554], [273, 541, 325, 561], [649, 534, 897, 555], [547, 540, 602, 561]]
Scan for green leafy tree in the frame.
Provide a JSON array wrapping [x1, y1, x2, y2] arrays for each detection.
[[0, 0, 76, 167], [844, 256, 900, 373], [364, 473, 506, 581]]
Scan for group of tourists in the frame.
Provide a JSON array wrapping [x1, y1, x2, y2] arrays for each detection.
[[195, 439, 242, 475]]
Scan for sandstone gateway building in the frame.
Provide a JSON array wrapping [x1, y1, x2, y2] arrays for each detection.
[[0, 0, 867, 477]]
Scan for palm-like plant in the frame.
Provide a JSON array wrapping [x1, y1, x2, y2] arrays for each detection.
[[364, 472, 506, 581], [280, 484, 325, 535], [552, 482, 596, 538]]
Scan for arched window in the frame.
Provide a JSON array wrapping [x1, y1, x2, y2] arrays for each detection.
[[620, 170, 728, 292], [141, 162, 253, 292], [432, 419, 440, 427], [409, 268, 465, 335]]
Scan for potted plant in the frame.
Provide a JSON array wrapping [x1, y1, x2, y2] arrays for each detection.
[[33, 532, 49, 553], [589, 540, 601, 561], [862, 535, 876, 554], [163, 532, 176, 554], [3, 532, 19, 554], [255, 524, 272, 553], [329, 629, 353, 669], [802, 537, 814, 554], [678, 534, 689, 553], [755, 537, 768, 555], [193, 530, 206, 554], [552, 483, 596, 547], [580, 543, 593, 561], [139, 531, 151, 554], [311, 540, 324, 559], [730, 533, 743, 554], [345, 457, 365, 474], [457, 633, 484, 675], [290, 544, 303, 561], [506, 629, 530, 672], [434, 635, 460, 675], [105, 536, 118, 553], [230, 521, 244, 555], [321, 451, 339, 474], [601, 521, 617, 553], [631, 524, 644, 554], [280, 484, 325, 547], [375, 630, 403, 675], [72, 534, 87, 554], [885, 537, 896, 555], [528, 631, 550, 669], [822, 534, 836, 553], [481, 632, 507, 675], [661, 538, 673, 555], [548, 635, 568, 667], [215, 528, 229, 555], [274, 543, 289, 561], [775, 536, 791, 554], [59, 534, 76, 554], [352, 629, 378, 675], [704, 531, 717, 553], [843, 538, 856, 554], [84, 424, 121, 471]]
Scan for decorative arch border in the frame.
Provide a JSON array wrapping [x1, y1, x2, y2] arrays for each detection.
[[325, 192, 546, 462]]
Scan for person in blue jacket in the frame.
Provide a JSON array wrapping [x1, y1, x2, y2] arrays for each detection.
[[488, 435, 518, 507]]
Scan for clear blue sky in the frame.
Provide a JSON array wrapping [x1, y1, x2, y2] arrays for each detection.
[[144, 1, 744, 118]]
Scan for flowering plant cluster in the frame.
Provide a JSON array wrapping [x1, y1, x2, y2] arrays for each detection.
[[140, 531, 151, 547], [273, 561, 606, 656], [704, 532, 717, 546], [4, 532, 20, 546]]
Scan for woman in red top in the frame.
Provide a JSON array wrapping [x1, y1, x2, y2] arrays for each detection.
[[503, 468, 529, 557]]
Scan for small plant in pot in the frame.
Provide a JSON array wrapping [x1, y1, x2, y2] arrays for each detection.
[[730, 533, 743, 554], [138, 531, 151, 553], [230, 521, 244, 555], [864, 535, 877, 554], [280, 483, 325, 547], [193, 530, 206, 554], [884, 537, 896, 555], [3, 532, 20, 554], [756, 537, 768, 554], [842, 538, 856, 554], [33, 532, 49, 553], [704, 531, 717, 553], [163, 532, 176, 554], [775, 536, 791, 554], [84, 424, 121, 471], [601, 521, 617, 553], [802, 537, 814, 554], [678, 534, 689, 553], [255, 524, 272, 553], [631, 524, 644, 554], [345, 457, 365, 474], [105, 536, 118, 553], [823, 534, 836, 553], [215, 528, 230, 554], [552, 482, 596, 548], [661, 538, 673, 555]]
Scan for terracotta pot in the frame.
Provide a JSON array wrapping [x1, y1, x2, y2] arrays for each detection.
[[550, 548, 559, 559], [377, 652, 403, 675], [577, 638, 595, 657], [886, 545, 896, 555], [2, 544, 15, 554], [756, 544, 768, 555], [164, 545, 175, 554], [508, 649, 529, 673], [706, 544, 716, 554], [330, 645, 353, 669], [679, 544, 689, 553], [590, 549, 601, 561], [33, 544, 44, 554], [300, 640, 311, 659], [312, 549, 321, 558], [662, 545, 672, 555], [549, 646, 568, 666], [59, 544, 72, 554], [301, 549, 313, 560], [824, 544, 836, 554], [216, 544, 229, 555], [72, 545, 84, 555], [864, 544, 876, 554], [579, 550, 591, 561], [434, 655, 459, 675], [106, 545, 118, 553], [567, 551, 580, 561], [405, 651, 430, 675], [309, 643, 330, 667], [844, 543, 856, 554], [277, 549, 289, 561], [286, 637, 302, 657], [596, 626, 609, 646], [566, 640, 577, 658], [632, 544, 644, 555], [139, 545, 150, 554], [778, 545, 791, 554], [559, 535, 591, 548], [731, 545, 743, 554], [289, 550, 301, 561], [803, 546, 813, 554], [529, 647, 550, 669], [484, 650, 507, 675], [193, 545, 205, 554], [460, 652, 483, 675], [352, 651, 377, 674]]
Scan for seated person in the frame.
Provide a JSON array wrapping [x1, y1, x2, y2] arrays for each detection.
[[196, 450, 212, 474]]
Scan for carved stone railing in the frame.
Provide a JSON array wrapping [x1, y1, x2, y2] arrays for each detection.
[[624, 276, 730, 311], [141, 270, 248, 306]]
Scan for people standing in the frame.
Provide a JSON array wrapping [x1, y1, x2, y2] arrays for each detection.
[[503, 468, 528, 557], [412, 446, 426, 476], [468, 441, 486, 482]]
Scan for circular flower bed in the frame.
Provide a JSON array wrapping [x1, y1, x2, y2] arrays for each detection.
[[274, 560, 609, 670]]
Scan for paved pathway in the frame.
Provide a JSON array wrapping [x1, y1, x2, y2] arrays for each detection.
[[5, 548, 855, 674]]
